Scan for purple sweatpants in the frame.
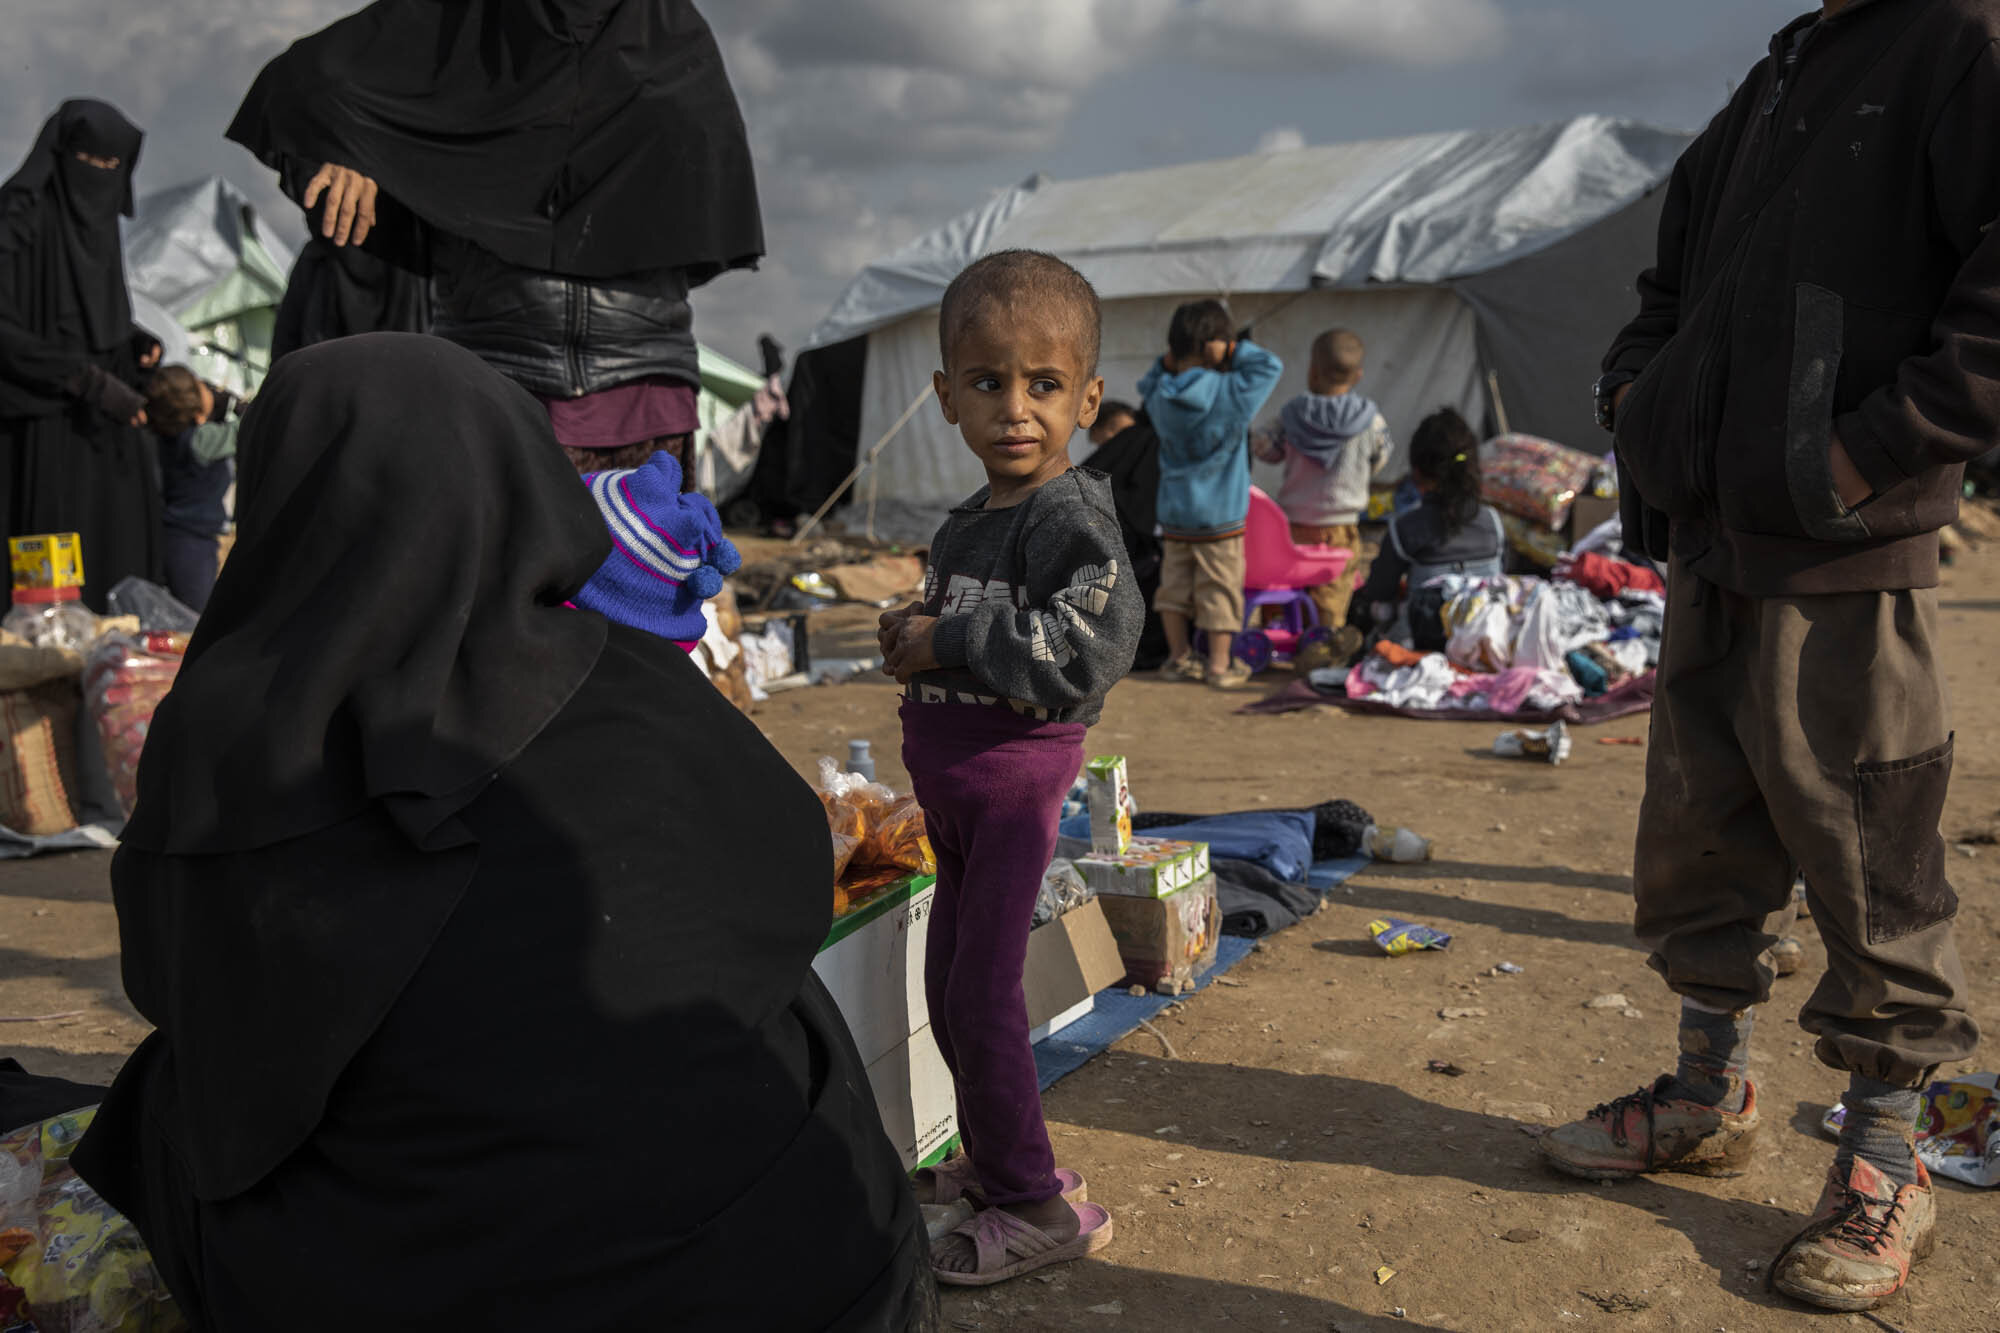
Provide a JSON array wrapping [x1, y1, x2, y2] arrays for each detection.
[[900, 700, 1085, 1208]]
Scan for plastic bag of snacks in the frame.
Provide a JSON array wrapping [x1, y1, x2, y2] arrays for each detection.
[[817, 759, 936, 913], [0, 1106, 187, 1332], [1368, 916, 1452, 956], [1479, 434, 1598, 531], [82, 631, 188, 817], [862, 794, 934, 877]]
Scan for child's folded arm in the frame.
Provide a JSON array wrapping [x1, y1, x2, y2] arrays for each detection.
[[940, 507, 1144, 711], [1221, 340, 1284, 417]]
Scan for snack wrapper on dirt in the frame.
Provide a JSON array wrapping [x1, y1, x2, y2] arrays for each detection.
[[1821, 1072, 2000, 1188], [817, 758, 936, 915], [0, 1107, 187, 1332], [82, 631, 188, 817], [1479, 433, 1598, 531]]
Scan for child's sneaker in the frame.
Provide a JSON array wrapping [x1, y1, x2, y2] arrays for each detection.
[[1771, 1156, 1936, 1312], [1156, 654, 1204, 684], [1541, 1075, 1761, 1180], [1206, 662, 1255, 691]]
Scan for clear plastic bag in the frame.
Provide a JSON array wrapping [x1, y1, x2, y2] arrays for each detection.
[[864, 794, 934, 876], [817, 758, 935, 912], [1032, 857, 1093, 927], [103, 577, 199, 634], [0, 1108, 187, 1332], [82, 631, 188, 817]]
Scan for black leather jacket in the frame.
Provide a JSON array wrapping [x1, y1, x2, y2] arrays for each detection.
[[429, 235, 700, 400]]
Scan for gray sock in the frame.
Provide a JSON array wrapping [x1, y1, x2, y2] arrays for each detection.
[[1835, 1076, 1922, 1191], [1666, 997, 1753, 1112]]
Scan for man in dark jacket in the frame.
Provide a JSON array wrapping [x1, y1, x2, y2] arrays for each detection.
[[1542, 0, 1993, 1313]]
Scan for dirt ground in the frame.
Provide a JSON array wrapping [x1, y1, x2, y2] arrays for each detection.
[[8, 542, 2000, 1331]]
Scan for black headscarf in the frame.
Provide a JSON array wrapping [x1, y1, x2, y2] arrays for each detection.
[[227, 0, 763, 283], [119, 333, 609, 856], [0, 99, 141, 354]]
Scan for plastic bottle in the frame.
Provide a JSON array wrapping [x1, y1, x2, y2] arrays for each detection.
[[2, 587, 98, 651], [847, 738, 876, 783], [1364, 823, 1433, 864]]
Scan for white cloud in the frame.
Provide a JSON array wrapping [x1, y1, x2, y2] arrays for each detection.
[[712, 0, 1507, 169], [4, 0, 1514, 363], [1174, 0, 1507, 70], [1254, 126, 1308, 153]]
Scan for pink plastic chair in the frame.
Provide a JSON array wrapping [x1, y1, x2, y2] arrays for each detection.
[[1215, 487, 1354, 671]]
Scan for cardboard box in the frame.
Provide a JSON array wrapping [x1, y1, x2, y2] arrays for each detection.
[[815, 874, 936, 1070], [1074, 837, 1211, 899], [1566, 493, 1619, 545], [815, 876, 956, 1171], [1084, 755, 1131, 855], [862, 1025, 959, 1172], [1097, 874, 1221, 992], [1022, 896, 1125, 1035]]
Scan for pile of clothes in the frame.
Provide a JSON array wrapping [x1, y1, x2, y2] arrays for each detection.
[[1340, 547, 1663, 718]]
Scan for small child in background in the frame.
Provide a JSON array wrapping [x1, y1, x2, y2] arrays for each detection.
[[1087, 398, 1137, 447], [1252, 328, 1392, 625], [1140, 300, 1283, 689], [879, 249, 1140, 1285], [1350, 406, 1505, 643], [144, 366, 241, 612]]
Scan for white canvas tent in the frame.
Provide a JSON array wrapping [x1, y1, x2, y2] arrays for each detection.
[[803, 114, 1693, 517], [123, 176, 296, 396]]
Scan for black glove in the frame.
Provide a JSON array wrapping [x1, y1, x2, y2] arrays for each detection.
[[68, 363, 147, 424]]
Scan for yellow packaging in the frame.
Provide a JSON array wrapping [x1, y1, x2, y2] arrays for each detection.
[[9, 533, 85, 591], [1084, 754, 1132, 855]]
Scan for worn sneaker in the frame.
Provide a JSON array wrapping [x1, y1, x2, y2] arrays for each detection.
[[1206, 662, 1255, 691], [1771, 1156, 1936, 1312], [1541, 1075, 1761, 1180], [1768, 936, 1805, 977], [1156, 654, 1205, 684]]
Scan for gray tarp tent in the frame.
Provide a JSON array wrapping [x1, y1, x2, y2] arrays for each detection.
[[123, 176, 296, 396], [801, 114, 1693, 517]]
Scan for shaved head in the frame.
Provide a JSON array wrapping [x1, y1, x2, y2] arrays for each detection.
[[1311, 329, 1366, 390], [938, 249, 1102, 374]]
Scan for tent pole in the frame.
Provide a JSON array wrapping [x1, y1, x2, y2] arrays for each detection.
[[1486, 369, 1512, 436], [789, 384, 933, 547]]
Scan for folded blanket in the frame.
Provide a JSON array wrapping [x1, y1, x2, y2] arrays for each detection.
[[1213, 857, 1321, 938]]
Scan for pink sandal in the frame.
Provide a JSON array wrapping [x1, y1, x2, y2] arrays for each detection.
[[912, 1158, 1086, 1207], [933, 1202, 1115, 1286]]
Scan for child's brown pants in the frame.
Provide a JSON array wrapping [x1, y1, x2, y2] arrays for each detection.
[[1632, 559, 1978, 1088]]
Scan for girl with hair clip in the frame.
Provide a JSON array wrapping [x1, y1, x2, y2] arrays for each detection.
[[1349, 406, 1506, 644]]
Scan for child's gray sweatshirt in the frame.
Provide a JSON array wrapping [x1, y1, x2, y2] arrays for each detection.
[[906, 467, 1142, 726]]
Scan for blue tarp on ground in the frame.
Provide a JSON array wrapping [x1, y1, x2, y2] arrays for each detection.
[[1032, 854, 1369, 1091]]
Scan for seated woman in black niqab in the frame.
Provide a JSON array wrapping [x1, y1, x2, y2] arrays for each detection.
[[73, 334, 936, 1333], [0, 100, 164, 610]]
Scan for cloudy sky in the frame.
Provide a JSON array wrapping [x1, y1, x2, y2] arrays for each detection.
[[3, 0, 1802, 368]]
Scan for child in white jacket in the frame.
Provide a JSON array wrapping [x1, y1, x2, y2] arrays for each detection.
[[1252, 328, 1393, 623]]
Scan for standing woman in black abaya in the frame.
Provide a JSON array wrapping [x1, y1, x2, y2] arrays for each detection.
[[228, 0, 764, 489], [0, 101, 162, 611]]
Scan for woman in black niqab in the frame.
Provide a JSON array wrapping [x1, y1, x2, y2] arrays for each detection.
[[0, 99, 162, 610], [75, 334, 935, 1332]]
